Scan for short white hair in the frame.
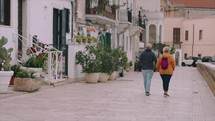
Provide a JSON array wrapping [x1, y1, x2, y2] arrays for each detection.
[[146, 43, 152, 49], [163, 46, 170, 52]]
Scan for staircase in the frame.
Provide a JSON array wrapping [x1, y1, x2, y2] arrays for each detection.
[[13, 33, 64, 84]]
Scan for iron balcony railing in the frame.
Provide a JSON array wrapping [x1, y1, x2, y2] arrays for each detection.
[[86, 2, 116, 20]]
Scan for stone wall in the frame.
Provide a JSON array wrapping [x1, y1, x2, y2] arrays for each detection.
[[197, 63, 215, 96]]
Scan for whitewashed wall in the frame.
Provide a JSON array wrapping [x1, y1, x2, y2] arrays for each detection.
[[0, 0, 18, 64], [68, 44, 86, 80], [25, 0, 72, 45], [136, 0, 160, 11]]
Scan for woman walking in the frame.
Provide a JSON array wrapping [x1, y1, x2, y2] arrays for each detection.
[[156, 46, 175, 96], [139, 43, 157, 96]]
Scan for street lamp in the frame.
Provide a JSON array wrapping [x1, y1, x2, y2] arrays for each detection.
[[138, 11, 148, 29]]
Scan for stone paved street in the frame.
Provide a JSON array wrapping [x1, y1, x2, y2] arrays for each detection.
[[0, 67, 215, 121]]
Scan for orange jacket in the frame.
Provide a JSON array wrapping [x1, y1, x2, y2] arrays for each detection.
[[156, 52, 176, 75]]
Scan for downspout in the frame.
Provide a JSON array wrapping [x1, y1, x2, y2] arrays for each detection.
[[192, 24, 194, 56]]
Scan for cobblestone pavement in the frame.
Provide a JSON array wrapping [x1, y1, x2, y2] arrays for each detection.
[[0, 67, 215, 121]]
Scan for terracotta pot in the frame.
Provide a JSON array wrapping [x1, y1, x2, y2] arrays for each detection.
[[9, 76, 15, 86]]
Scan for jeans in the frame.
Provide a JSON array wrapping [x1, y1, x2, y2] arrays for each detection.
[[160, 74, 172, 92], [142, 70, 154, 92]]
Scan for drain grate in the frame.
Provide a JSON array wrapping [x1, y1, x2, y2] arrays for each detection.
[[193, 91, 199, 94], [119, 79, 133, 81]]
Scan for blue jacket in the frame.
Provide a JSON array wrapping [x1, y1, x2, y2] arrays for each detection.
[[139, 49, 157, 70]]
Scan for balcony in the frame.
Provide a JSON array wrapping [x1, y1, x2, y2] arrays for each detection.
[[118, 9, 132, 23], [86, 3, 116, 25], [129, 18, 142, 37], [117, 9, 133, 34]]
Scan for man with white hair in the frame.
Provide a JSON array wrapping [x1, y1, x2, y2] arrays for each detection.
[[139, 43, 157, 96]]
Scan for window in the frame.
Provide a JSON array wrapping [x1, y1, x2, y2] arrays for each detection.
[[0, 0, 10, 25], [65, 8, 70, 33], [185, 30, 188, 41], [199, 30, 203, 40], [198, 54, 201, 59], [173, 28, 180, 44], [184, 53, 187, 59]]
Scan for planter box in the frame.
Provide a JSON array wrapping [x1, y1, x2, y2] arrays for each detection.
[[14, 78, 42, 92]]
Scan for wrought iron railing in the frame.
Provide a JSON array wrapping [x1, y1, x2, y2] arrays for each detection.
[[86, 3, 116, 20]]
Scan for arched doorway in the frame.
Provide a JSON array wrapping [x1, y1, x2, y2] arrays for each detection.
[[175, 49, 182, 66], [149, 24, 156, 44]]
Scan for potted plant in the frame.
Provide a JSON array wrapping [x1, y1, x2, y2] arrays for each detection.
[[87, 36, 93, 43], [13, 69, 42, 92], [97, 45, 113, 82], [75, 35, 82, 43], [125, 62, 130, 72], [81, 36, 88, 43], [75, 45, 100, 83], [9, 64, 21, 86], [0, 36, 14, 93], [109, 47, 123, 80], [21, 54, 46, 77]]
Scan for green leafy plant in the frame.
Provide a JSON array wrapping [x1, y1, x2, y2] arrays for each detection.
[[75, 35, 82, 43], [87, 37, 96, 43], [111, 4, 120, 9], [16, 69, 36, 78], [10, 64, 21, 77], [22, 55, 46, 68], [153, 43, 175, 55], [75, 45, 100, 73], [92, 37, 97, 42], [81, 36, 88, 43], [0, 36, 13, 71], [103, 0, 110, 5], [97, 45, 113, 75]]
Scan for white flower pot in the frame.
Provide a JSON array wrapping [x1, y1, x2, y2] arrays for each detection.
[[109, 71, 117, 80], [99, 73, 109, 83], [85, 73, 99, 83], [0, 71, 14, 93]]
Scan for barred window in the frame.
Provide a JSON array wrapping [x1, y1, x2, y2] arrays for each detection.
[[185, 30, 188, 41]]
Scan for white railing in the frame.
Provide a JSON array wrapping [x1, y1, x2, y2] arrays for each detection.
[[47, 50, 63, 83], [13, 33, 63, 84]]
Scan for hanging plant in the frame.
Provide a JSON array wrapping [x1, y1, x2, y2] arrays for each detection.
[[111, 4, 120, 9], [103, 0, 110, 5]]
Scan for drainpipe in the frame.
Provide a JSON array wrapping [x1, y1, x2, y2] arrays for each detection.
[[192, 24, 194, 56]]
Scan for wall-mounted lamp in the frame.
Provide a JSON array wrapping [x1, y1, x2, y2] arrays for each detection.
[[138, 11, 148, 29]]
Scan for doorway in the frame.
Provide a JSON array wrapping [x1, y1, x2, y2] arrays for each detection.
[[53, 8, 70, 75]]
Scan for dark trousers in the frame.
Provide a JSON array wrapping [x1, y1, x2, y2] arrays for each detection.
[[160, 74, 172, 92]]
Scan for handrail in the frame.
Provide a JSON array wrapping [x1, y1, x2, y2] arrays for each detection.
[[13, 33, 63, 84]]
